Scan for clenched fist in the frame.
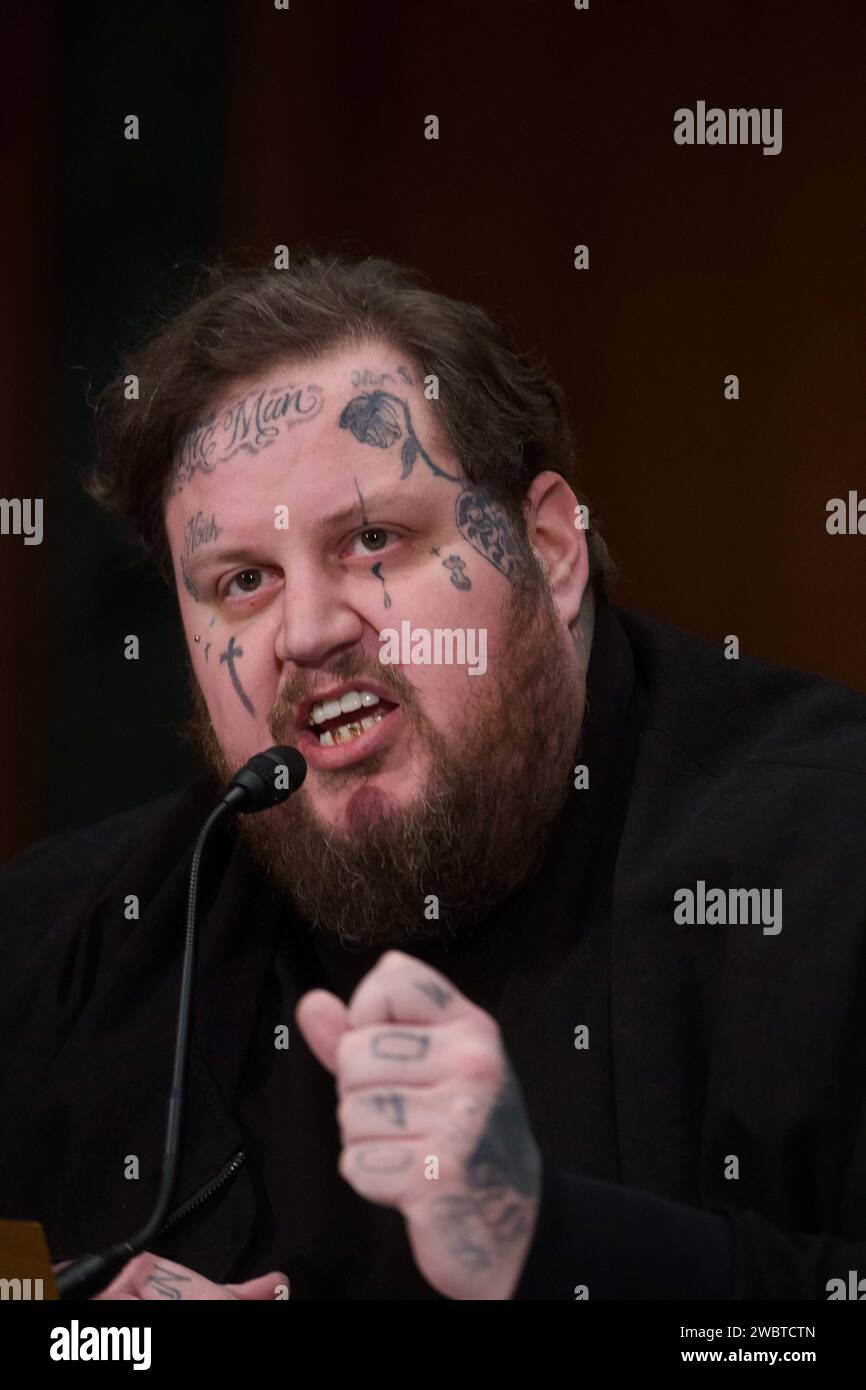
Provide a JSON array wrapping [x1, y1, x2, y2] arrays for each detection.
[[295, 950, 541, 1300]]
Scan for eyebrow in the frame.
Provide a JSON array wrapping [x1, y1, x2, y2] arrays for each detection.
[[315, 486, 413, 531]]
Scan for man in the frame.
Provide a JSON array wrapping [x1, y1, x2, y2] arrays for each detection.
[[1, 252, 865, 1300]]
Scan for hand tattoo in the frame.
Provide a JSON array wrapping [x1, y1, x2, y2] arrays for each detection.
[[146, 1263, 192, 1300], [415, 979, 453, 1009], [371, 1030, 430, 1061]]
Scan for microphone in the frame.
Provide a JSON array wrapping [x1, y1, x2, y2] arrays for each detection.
[[222, 745, 307, 813], [55, 746, 307, 1300]]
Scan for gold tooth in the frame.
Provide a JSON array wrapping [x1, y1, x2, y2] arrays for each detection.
[[317, 709, 387, 743]]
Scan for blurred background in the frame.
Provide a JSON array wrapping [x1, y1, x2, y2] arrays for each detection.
[[1, 0, 864, 860]]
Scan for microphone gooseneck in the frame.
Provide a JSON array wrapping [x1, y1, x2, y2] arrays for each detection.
[[55, 746, 306, 1300]]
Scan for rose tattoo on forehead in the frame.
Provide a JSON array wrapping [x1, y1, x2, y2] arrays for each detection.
[[339, 390, 461, 482]]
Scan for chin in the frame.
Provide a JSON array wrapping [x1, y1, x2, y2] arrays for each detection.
[[313, 765, 427, 829]]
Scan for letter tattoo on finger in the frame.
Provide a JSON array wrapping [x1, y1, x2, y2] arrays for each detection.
[[414, 979, 454, 1009], [371, 1030, 430, 1061]]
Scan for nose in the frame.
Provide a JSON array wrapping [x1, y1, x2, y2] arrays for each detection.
[[273, 558, 364, 669]]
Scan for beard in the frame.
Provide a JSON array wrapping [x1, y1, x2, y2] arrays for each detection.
[[183, 561, 587, 948]]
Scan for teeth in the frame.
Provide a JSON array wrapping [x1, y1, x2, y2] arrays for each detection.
[[309, 689, 382, 725], [317, 710, 385, 747], [333, 722, 363, 745]]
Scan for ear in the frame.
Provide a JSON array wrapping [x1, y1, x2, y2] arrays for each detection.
[[522, 471, 590, 627]]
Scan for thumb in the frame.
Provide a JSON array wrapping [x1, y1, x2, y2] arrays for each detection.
[[224, 1269, 290, 1300], [295, 988, 351, 1074]]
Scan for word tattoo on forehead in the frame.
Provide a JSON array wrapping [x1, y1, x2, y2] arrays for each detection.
[[455, 491, 520, 583], [339, 390, 460, 483], [171, 382, 324, 495], [183, 510, 222, 556], [443, 554, 471, 590], [350, 365, 414, 388], [219, 635, 256, 717]]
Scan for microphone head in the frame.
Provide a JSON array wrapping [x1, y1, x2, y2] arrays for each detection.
[[225, 745, 307, 812]]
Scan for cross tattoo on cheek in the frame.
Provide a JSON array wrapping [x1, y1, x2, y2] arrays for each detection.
[[219, 635, 256, 716]]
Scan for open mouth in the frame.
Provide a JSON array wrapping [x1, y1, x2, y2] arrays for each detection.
[[305, 689, 400, 748]]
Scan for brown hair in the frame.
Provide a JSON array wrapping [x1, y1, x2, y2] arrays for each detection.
[[85, 248, 615, 591]]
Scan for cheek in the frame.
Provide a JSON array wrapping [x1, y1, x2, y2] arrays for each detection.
[[193, 629, 279, 760], [373, 567, 510, 723]]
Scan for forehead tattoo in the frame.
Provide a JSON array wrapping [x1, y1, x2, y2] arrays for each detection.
[[338, 390, 460, 483], [170, 381, 324, 496]]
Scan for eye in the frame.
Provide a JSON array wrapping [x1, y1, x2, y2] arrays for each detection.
[[349, 527, 397, 556], [224, 567, 265, 598]]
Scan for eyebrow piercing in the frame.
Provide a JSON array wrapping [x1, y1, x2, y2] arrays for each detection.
[[194, 635, 201, 643]]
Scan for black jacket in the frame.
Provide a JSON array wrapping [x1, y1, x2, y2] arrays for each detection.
[[1, 602, 865, 1299]]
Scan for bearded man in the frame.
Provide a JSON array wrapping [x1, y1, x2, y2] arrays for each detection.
[[1, 252, 864, 1302]]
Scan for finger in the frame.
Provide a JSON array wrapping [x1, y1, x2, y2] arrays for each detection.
[[338, 1138, 425, 1206], [91, 1252, 154, 1300], [347, 950, 478, 1029], [335, 1022, 444, 1094], [338, 1085, 438, 1143], [336, 1020, 501, 1097], [295, 988, 351, 1074], [92, 1251, 218, 1301], [223, 1270, 290, 1300]]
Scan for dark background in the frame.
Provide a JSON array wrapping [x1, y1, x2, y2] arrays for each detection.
[[2, 0, 864, 861]]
